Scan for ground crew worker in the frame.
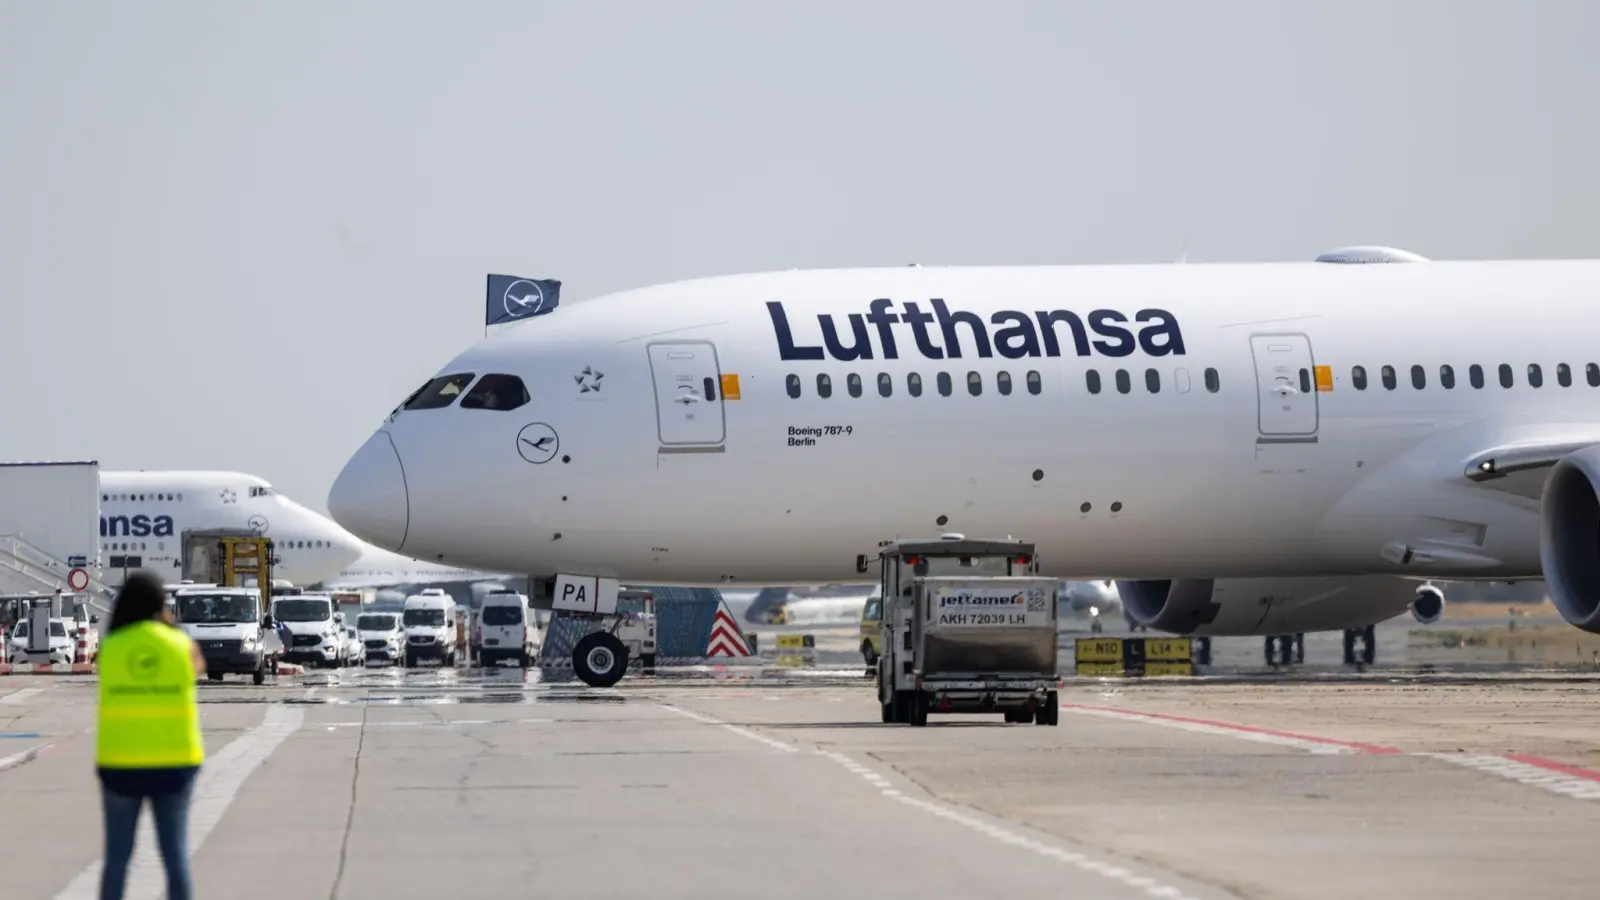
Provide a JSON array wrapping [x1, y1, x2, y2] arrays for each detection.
[[96, 571, 206, 900]]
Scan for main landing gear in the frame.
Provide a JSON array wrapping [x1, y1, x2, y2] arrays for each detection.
[[1265, 633, 1304, 666], [1342, 625, 1377, 666]]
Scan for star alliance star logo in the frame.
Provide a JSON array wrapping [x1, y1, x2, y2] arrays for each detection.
[[575, 366, 604, 394], [220, 489, 237, 504]]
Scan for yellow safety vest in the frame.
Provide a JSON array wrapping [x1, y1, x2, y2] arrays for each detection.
[[96, 620, 204, 768]]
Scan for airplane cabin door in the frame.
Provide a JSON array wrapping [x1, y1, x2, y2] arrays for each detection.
[[647, 341, 726, 448], [1249, 334, 1319, 441]]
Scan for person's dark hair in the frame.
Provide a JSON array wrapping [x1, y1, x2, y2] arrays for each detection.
[[107, 571, 168, 633]]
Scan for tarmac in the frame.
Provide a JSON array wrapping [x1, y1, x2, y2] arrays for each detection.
[[3, 655, 1600, 900]]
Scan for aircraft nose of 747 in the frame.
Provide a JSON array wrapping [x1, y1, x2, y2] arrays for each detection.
[[328, 431, 409, 553]]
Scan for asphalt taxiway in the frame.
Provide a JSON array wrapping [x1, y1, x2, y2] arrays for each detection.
[[3, 665, 1599, 900]]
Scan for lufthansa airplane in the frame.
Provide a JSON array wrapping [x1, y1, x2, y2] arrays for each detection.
[[327, 248, 1595, 637], [321, 544, 513, 590], [101, 471, 365, 587]]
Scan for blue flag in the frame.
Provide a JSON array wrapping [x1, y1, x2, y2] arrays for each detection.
[[486, 275, 561, 326]]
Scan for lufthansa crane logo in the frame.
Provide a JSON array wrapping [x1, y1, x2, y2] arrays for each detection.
[[247, 515, 268, 534], [503, 280, 547, 319], [127, 647, 161, 682], [516, 422, 559, 464]]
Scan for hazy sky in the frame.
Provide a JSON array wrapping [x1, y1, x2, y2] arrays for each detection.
[[2, 1, 1597, 513]]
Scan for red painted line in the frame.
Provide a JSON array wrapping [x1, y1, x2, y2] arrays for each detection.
[[1059, 702, 1403, 755], [1502, 753, 1600, 782]]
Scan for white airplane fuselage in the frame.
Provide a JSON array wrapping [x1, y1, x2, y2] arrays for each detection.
[[328, 259, 1600, 633], [100, 471, 363, 586], [321, 544, 511, 589]]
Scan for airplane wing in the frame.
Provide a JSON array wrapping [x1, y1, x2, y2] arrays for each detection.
[[1461, 438, 1600, 501]]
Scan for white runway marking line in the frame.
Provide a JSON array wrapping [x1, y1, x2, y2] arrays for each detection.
[[815, 750, 1207, 900], [1, 687, 45, 705], [54, 703, 305, 900], [1060, 706, 1356, 755], [1064, 704, 1600, 805], [657, 704, 798, 753], [0, 741, 54, 773], [1414, 752, 1600, 800]]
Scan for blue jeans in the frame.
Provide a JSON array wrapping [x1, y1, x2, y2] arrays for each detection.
[[99, 771, 196, 900]]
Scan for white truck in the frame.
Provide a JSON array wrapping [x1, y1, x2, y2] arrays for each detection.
[[0, 461, 102, 598], [477, 589, 540, 668], [402, 589, 459, 667], [173, 586, 271, 684], [873, 535, 1061, 727]]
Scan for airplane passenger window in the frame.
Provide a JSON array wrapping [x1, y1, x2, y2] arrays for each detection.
[[1410, 365, 1425, 390], [405, 373, 477, 410], [1145, 369, 1160, 393], [703, 377, 717, 400], [967, 371, 982, 396], [1469, 364, 1485, 389], [1115, 369, 1131, 394], [1589, 363, 1600, 387], [1086, 370, 1102, 394], [907, 373, 923, 397], [816, 374, 832, 398], [1026, 370, 1041, 395], [1298, 368, 1312, 394], [877, 373, 892, 397], [1527, 364, 1543, 388], [937, 372, 953, 397], [847, 373, 862, 398], [1557, 363, 1572, 387], [997, 372, 1013, 396], [786, 374, 801, 398], [1440, 365, 1455, 389], [1204, 368, 1220, 393], [460, 374, 530, 411], [1351, 366, 1366, 389], [1380, 366, 1396, 390], [1498, 364, 1514, 388], [1174, 368, 1191, 394]]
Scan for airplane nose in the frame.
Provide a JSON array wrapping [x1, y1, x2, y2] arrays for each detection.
[[328, 431, 409, 553]]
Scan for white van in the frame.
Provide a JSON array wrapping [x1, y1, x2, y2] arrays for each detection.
[[272, 593, 343, 668], [402, 589, 458, 667], [478, 591, 539, 668], [356, 609, 405, 665], [173, 587, 270, 684]]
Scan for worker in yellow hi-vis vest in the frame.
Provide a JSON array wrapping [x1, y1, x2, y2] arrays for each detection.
[[96, 571, 206, 900]]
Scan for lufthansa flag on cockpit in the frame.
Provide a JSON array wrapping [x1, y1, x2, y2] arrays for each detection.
[[486, 274, 561, 326]]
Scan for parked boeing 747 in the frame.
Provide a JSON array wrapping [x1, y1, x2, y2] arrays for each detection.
[[327, 249, 1600, 637]]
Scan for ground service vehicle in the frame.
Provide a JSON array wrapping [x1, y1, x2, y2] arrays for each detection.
[[403, 589, 458, 667], [478, 589, 539, 668], [174, 586, 269, 684], [553, 577, 658, 687], [874, 535, 1060, 727], [357, 610, 405, 664], [860, 590, 883, 670], [272, 594, 343, 668], [167, 536, 277, 682]]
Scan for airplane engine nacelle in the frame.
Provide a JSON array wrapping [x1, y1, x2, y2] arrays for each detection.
[[1115, 576, 1423, 635], [1538, 446, 1600, 633], [1410, 584, 1445, 625]]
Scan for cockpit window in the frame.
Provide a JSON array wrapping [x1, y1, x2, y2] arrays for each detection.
[[459, 374, 530, 411], [249, 486, 274, 497], [404, 374, 476, 410]]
